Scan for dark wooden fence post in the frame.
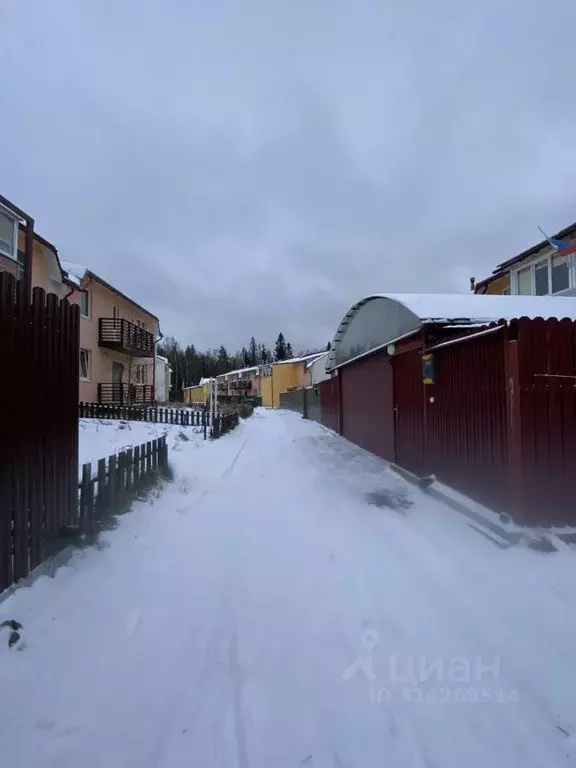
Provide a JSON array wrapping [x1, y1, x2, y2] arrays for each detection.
[[504, 333, 526, 524]]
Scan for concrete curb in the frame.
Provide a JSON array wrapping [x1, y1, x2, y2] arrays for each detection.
[[389, 464, 523, 545], [0, 545, 77, 608]]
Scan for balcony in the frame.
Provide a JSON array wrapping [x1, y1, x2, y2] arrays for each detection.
[[229, 379, 251, 390], [98, 318, 154, 358], [98, 383, 155, 404]]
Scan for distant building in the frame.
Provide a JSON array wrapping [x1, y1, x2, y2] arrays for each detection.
[[216, 366, 261, 400], [261, 352, 326, 408], [155, 354, 173, 404]]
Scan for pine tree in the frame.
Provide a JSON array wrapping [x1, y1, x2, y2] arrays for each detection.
[[285, 342, 294, 359], [217, 345, 229, 375], [249, 336, 258, 366], [274, 333, 288, 361], [241, 346, 250, 367], [326, 341, 331, 351]]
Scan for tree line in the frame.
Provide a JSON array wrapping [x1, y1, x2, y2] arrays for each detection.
[[158, 332, 325, 394]]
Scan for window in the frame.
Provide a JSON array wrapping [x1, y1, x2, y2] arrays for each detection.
[[135, 364, 147, 384], [513, 252, 572, 296], [552, 254, 569, 293], [534, 261, 549, 295], [517, 267, 532, 295], [80, 348, 91, 380], [0, 209, 17, 260], [135, 318, 147, 330], [80, 289, 90, 318], [112, 305, 119, 320]]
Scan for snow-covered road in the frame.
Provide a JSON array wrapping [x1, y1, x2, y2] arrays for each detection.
[[2, 409, 576, 767]]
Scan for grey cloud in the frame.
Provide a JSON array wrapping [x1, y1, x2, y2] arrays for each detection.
[[2, 0, 576, 351]]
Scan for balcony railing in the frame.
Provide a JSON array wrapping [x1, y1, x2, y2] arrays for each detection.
[[97, 383, 155, 404], [98, 318, 154, 358]]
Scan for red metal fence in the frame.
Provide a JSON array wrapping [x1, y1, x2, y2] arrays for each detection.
[[511, 317, 576, 525], [340, 349, 394, 461], [393, 349, 426, 476], [320, 377, 339, 433], [425, 329, 508, 512], [321, 317, 576, 526], [0, 273, 80, 592]]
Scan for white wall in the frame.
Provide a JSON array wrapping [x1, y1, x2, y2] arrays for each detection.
[[155, 356, 169, 402], [309, 352, 330, 385]]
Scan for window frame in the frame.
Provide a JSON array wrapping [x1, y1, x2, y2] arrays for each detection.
[[135, 363, 147, 385], [0, 205, 19, 261], [80, 348, 91, 381], [511, 251, 574, 296], [80, 289, 91, 319]]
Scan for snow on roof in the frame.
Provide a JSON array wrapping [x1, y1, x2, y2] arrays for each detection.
[[306, 351, 329, 369], [274, 352, 326, 365], [328, 292, 576, 371], [379, 293, 576, 323], [199, 377, 213, 385], [60, 261, 87, 286], [217, 365, 260, 379]]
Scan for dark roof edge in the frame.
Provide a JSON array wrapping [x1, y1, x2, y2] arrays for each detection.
[[495, 220, 576, 273], [84, 269, 159, 322]]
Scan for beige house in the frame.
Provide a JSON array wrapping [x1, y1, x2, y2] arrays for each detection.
[[63, 262, 159, 404], [216, 366, 261, 399]]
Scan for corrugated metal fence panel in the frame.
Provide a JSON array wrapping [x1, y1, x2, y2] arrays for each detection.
[[319, 377, 339, 432], [393, 349, 426, 475], [425, 331, 508, 511], [279, 389, 305, 414], [516, 317, 576, 525], [303, 387, 321, 423], [339, 350, 394, 461]]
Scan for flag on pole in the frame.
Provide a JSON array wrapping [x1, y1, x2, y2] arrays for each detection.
[[538, 227, 576, 257]]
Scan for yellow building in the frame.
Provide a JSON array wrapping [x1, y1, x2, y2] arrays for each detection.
[[183, 379, 211, 405], [261, 353, 325, 408]]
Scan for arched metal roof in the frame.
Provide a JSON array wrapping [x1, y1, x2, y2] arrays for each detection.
[[327, 292, 576, 371]]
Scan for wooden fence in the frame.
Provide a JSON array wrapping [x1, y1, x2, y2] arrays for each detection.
[[80, 401, 208, 427], [79, 436, 168, 532], [0, 273, 80, 593], [211, 412, 239, 439]]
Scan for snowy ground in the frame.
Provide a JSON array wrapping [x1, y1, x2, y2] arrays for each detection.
[[79, 417, 206, 474], [2, 409, 576, 767]]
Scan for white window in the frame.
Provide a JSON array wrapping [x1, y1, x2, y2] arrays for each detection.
[[552, 254, 569, 293], [80, 289, 90, 318], [534, 260, 549, 295], [80, 348, 91, 380], [0, 209, 18, 260], [513, 252, 573, 296], [135, 318, 147, 330], [517, 266, 532, 295]]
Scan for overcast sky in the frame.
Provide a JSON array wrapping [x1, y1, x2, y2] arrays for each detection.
[[2, 0, 576, 351]]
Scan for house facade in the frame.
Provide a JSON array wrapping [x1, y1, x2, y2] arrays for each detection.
[[474, 221, 576, 297], [183, 380, 211, 406], [63, 263, 159, 404], [261, 353, 325, 408], [216, 366, 261, 400]]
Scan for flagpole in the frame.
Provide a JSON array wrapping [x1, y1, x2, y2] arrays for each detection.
[[537, 226, 558, 251]]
